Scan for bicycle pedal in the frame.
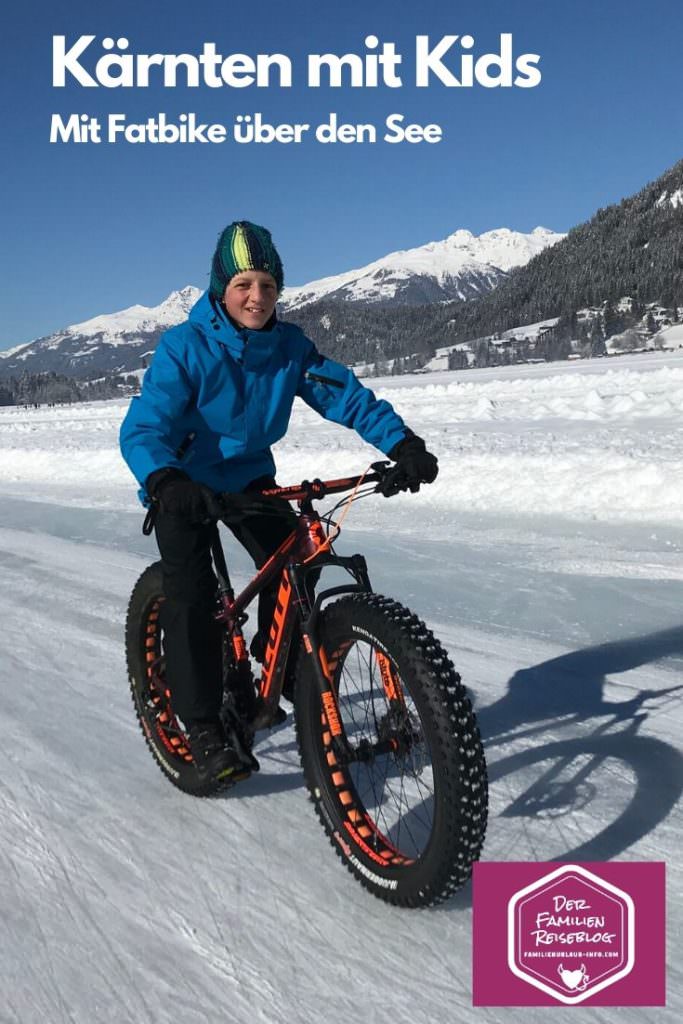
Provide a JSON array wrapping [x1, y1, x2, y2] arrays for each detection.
[[214, 765, 252, 790]]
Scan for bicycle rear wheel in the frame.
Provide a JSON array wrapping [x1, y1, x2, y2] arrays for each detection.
[[125, 561, 236, 796], [295, 593, 488, 906]]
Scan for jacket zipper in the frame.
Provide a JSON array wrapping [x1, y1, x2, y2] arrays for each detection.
[[175, 431, 196, 460]]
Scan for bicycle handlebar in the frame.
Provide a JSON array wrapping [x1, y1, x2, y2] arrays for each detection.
[[256, 461, 390, 504], [142, 462, 394, 535]]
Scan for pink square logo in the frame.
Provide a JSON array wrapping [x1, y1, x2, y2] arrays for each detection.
[[473, 862, 665, 1006]]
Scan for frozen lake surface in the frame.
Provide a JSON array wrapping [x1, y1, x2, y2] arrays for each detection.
[[0, 351, 681, 1022]]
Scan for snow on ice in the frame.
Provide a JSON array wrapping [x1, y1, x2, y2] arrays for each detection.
[[0, 351, 681, 1023]]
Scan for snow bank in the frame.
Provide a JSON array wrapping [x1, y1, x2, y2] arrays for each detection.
[[2, 354, 683, 525]]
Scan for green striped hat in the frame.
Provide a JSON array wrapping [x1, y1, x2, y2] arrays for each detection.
[[210, 221, 284, 298]]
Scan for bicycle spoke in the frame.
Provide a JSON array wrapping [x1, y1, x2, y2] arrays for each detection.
[[383, 755, 427, 856], [335, 639, 436, 859], [369, 744, 394, 848]]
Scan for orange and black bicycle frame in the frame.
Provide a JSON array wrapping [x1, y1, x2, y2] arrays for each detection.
[[209, 474, 381, 750]]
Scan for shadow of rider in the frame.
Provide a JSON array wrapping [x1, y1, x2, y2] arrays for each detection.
[[478, 625, 683, 743]]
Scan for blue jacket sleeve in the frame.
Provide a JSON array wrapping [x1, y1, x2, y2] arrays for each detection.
[[296, 343, 407, 455], [119, 332, 194, 489]]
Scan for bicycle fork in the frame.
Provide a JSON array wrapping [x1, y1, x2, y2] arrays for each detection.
[[292, 557, 409, 767]]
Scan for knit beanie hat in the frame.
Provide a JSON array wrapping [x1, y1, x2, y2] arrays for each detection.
[[209, 221, 284, 298]]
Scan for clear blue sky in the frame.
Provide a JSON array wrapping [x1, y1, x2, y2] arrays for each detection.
[[2, 0, 682, 348]]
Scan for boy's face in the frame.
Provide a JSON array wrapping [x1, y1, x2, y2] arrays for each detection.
[[223, 271, 278, 330]]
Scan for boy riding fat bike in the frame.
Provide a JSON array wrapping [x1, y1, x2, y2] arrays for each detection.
[[119, 220, 439, 786]]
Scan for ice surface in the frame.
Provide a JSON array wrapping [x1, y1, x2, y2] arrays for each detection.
[[0, 351, 681, 1022]]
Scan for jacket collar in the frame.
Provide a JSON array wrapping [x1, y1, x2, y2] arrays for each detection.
[[188, 290, 283, 361]]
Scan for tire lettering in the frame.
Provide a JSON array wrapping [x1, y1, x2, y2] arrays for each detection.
[[333, 830, 352, 857], [154, 752, 181, 779], [315, 794, 336, 832], [351, 625, 389, 653], [348, 854, 398, 890]]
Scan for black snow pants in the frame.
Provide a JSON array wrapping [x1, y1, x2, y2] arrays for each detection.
[[154, 484, 298, 724]]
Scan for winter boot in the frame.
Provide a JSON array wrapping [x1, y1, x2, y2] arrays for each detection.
[[187, 718, 252, 784]]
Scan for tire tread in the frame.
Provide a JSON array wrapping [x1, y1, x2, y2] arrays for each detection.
[[295, 593, 488, 907]]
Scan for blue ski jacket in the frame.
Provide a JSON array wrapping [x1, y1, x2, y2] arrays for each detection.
[[119, 290, 408, 500]]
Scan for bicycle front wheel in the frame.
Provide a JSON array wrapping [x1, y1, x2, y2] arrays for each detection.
[[295, 594, 488, 907]]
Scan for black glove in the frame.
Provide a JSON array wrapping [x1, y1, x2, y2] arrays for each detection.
[[379, 434, 439, 497], [146, 468, 212, 522]]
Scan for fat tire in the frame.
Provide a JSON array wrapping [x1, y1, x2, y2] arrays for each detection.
[[125, 561, 233, 797], [295, 593, 488, 907]]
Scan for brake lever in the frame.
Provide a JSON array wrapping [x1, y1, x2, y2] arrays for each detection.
[[370, 459, 392, 492]]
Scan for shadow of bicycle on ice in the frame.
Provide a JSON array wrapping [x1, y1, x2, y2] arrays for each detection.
[[445, 626, 683, 912]]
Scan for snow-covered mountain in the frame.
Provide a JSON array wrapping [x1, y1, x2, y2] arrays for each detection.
[[0, 286, 201, 377], [445, 159, 683, 347], [279, 227, 564, 309], [0, 228, 562, 378]]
